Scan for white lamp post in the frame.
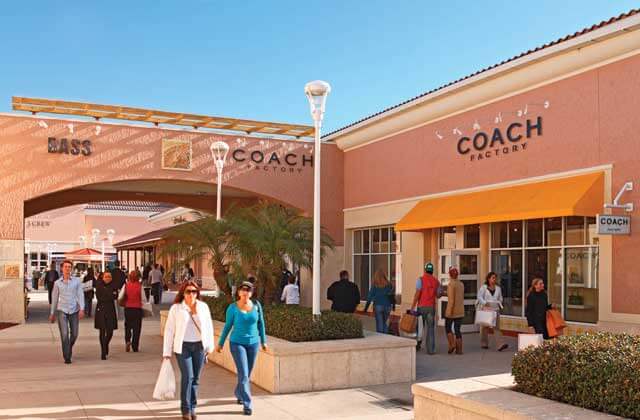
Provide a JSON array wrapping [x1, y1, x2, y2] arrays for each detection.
[[91, 228, 100, 248], [210, 141, 230, 220], [304, 80, 331, 317], [101, 229, 116, 272]]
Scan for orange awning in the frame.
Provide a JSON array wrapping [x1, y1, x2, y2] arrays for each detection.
[[395, 172, 604, 232]]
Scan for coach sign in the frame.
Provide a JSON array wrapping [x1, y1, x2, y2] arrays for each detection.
[[597, 214, 631, 235]]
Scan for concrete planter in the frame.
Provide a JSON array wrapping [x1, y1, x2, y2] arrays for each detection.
[[160, 310, 416, 393]]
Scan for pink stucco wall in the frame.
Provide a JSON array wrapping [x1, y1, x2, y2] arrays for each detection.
[[343, 54, 640, 315]]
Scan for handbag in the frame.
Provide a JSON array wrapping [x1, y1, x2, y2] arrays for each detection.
[[117, 286, 127, 307], [399, 310, 418, 333], [518, 333, 543, 351], [474, 308, 497, 327], [546, 309, 566, 338]]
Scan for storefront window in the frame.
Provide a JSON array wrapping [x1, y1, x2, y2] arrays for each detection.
[[464, 224, 480, 248], [565, 247, 598, 323], [566, 216, 586, 246], [353, 227, 397, 300], [545, 218, 562, 246], [439, 226, 456, 249], [526, 219, 543, 247], [491, 222, 508, 248], [491, 250, 522, 316], [508, 221, 523, 248], [491, 216, 599, 323]]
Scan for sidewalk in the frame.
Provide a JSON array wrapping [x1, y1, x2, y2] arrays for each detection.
[[0, 291, 414, 419]]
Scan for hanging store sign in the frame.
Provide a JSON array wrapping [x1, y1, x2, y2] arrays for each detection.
[[596, 214, 631, 235]]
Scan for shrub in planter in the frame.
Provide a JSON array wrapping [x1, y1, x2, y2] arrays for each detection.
[[201, 296, 364, 342], [512, 332, 640, 419]]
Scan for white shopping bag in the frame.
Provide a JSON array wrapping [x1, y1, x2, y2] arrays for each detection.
[[142, 301, 153, 318], [153, 359, 176, 400], [474, 309, 497, 327], [518, 333, 543, 351]]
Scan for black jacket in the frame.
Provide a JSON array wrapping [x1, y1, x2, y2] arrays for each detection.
[[110, 268, 127, 290], [44, 269, 59, 288], [327, 279, 361, 313], [94, 280, 118, 331], [525, 290, 551, 326]]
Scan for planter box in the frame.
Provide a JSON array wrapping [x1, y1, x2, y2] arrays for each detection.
[[412, 375, 619, 420], [160, 310, 416, 393]]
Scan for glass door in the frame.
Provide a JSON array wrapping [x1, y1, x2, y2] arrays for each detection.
[[437, 250, 480, 332]]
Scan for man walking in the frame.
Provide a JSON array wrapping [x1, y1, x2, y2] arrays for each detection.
[[44, 263, 60, 305], [149, 263, 163, 304], [49, 260, 84, 364], [412, 262, 440, 354], [326, 270, 361, 313], [110, 261, 127, 319]]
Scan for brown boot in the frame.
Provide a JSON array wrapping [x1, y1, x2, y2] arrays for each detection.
[[455, 338, 463, 355], [447, 333, 455, 354]]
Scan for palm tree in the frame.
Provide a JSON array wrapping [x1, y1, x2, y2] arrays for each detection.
[[161, 215, 235, 296], [227, 201, 335, 305]]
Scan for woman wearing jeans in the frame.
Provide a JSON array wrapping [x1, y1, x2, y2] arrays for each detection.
[[364, 269, 394, 334], [444, 267, 465, 355], [217, 281, 267, 416], [163, 281, 214, 420]]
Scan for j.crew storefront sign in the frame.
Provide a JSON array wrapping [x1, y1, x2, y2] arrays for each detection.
[[457, 116, 542, 162]]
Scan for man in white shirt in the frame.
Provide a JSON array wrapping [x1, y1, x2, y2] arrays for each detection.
[[49, 260, 84, 364], [150, 263, 164, 304], [280, 276, 300, 305]]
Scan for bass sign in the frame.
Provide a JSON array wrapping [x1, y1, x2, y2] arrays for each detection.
[[48, 137, 92, 156]]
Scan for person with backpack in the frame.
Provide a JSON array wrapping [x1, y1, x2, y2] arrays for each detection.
[[445, 267, 465, 355], [411, 262, 440, 354]]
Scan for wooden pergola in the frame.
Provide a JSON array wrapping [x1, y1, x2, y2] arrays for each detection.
[[12, 96, 315, 138]]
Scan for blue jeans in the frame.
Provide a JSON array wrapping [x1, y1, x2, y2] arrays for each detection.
[[175, 341, 205, 415], [56, 311, 79, 362], [374, 305, 391, 334], [418, 306, 436, 354], [230, 342, 260, 410]]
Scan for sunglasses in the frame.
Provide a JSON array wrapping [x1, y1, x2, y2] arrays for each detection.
[[185, 289, 199, 295]]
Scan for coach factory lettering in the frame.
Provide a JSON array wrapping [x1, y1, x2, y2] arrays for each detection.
[[231, 148, 312, 174], [457, 117, 542, 162]]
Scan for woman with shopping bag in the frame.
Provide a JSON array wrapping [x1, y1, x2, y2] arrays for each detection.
[[525, 278, 553, 340], [163, 281, 214, 420], [477, 272, 508, 352]]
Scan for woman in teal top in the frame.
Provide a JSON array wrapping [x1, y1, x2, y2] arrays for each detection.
[[364, 269, 395, 334], [216, 281, 267, 416]]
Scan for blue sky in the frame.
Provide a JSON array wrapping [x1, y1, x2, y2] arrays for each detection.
[[1, 1, 638, 133]]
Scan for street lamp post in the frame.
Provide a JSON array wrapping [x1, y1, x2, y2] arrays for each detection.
[[210, 141, 230, 220], [101, 229, 116, 272], [305, 80, 331, 317]]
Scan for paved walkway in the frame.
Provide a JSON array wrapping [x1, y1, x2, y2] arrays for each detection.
[[0, 290, 516, 419]]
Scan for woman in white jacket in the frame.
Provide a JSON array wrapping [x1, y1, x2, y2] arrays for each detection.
[[163, 281, 214, 420], [477, 272, 508, 352]]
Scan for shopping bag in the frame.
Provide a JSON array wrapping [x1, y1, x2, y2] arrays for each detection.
[[142, 301, 153, 318], [546, 309, 566, 338], [117, 287, 127, 307], [518, 333, 543, 351], [474, 308, 497, 327], [153, 359, 176, 400], [399, 311, 418, 333]]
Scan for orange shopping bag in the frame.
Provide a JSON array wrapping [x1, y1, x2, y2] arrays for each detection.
[[546, 309, 566, 338]]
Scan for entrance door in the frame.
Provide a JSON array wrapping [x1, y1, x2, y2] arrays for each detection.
[[437, 250, 480, 332]]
